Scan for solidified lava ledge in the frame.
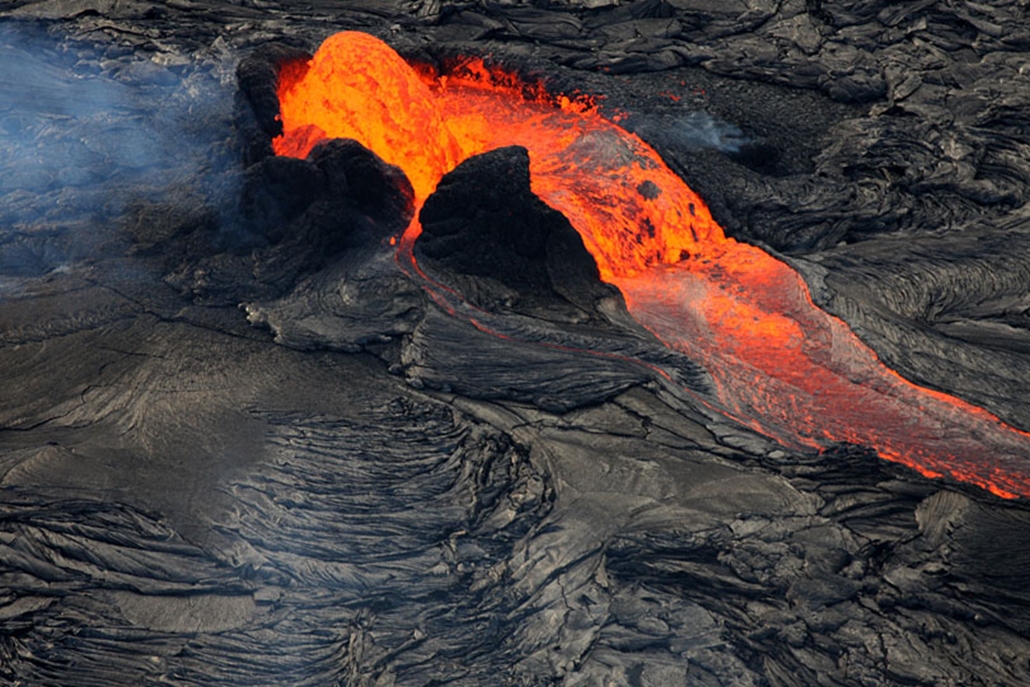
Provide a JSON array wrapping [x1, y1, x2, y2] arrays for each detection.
[[4, 2, 1030, 686]]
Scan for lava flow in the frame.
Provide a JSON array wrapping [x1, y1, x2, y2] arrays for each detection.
[[273, 31, 1030, 499]]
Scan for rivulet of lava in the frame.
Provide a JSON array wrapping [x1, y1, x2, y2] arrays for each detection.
[[274, 31, 1030, 499]]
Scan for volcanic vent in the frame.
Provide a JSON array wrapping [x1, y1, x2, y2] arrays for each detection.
[[255, 31, 1030, 499]]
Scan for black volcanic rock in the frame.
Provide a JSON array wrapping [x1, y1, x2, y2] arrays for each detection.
[[234, 43, 312, 166], [417, 145, 563, 285], [268, 137, 414, 254], [161, 138, 415, 305], [416, 145, 607, 309], [5, 3, 1030, 686], [239, 154, 323, 244], [240, 137, 415, 251], [307, 137, 415, 237]]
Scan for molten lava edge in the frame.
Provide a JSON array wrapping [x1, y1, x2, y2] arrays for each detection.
[[273, 31, 1030, 499]]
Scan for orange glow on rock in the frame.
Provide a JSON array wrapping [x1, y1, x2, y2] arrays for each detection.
[[274, 31, 1030, 499]]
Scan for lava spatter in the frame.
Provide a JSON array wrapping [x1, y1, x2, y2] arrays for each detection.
[[274, 31, 1030, 499]]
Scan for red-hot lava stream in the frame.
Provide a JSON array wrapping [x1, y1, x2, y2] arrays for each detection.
[[274, 31, 1030, 499]]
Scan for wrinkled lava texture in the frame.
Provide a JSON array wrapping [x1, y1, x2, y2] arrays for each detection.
[[4, 2, 1030, 686]]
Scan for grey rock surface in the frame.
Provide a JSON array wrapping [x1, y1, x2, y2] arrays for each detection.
[[3, 1, 1030, 685]]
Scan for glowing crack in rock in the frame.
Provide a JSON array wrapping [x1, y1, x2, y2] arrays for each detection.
[[273, 31, 1030, 499]]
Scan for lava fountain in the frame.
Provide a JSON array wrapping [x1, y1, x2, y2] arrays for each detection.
[[273, 31, 1030, 499]]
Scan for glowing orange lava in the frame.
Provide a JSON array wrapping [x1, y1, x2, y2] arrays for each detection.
[[274, 31, 1030, 499]]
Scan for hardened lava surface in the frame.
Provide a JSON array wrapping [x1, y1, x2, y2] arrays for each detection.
[[3, 2, 1030, 686]]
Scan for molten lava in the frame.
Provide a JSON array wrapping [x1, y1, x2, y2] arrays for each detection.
[[274, 31, 1030, 499]]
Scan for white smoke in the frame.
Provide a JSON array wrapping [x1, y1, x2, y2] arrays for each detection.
[[619, 110, 749, 154]]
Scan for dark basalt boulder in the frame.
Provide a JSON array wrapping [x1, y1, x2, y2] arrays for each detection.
[[416, 145, 610, 310], [241, 137, 415, 252], [160, 138, 415, 305], [308, 138, 415, 236]]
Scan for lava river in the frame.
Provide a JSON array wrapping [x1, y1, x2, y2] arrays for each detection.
[[273, 31, 1030, 499]]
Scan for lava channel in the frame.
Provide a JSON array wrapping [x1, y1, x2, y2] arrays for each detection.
[[273, 31, 1030, 500]]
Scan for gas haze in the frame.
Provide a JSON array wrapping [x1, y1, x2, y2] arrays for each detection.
[[619, 110, 749, 155], [0, 23, 236, 281]]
